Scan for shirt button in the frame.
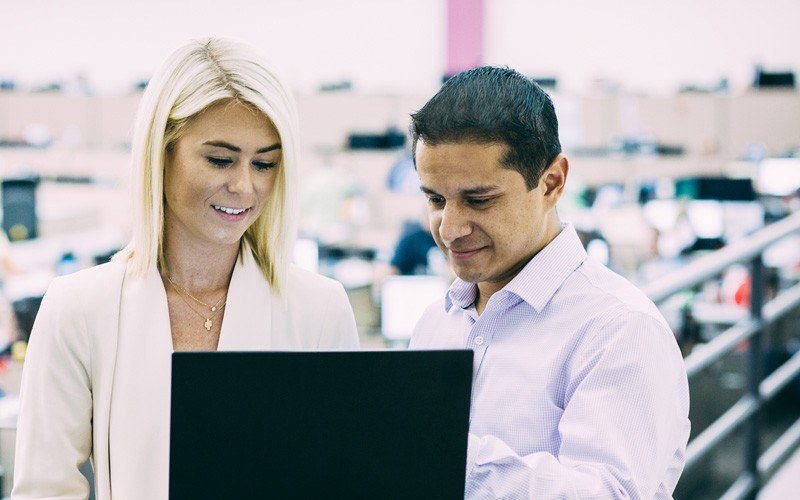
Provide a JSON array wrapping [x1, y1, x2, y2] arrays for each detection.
[[475, 336, 484, 345]]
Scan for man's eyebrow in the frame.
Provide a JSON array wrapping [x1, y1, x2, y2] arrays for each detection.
[[419, 185, 500, 196], [202, 141, 281, 154], [460, 186, 499, 196]]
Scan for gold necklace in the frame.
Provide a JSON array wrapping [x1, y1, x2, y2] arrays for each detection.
[[164, 274, 228, 331], [164, 273, 227, 312]]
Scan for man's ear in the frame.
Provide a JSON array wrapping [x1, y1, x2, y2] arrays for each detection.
[[541, 154, 569, 201]]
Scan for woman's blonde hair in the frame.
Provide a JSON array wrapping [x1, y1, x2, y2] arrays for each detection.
[[116, 37, 299, 293]]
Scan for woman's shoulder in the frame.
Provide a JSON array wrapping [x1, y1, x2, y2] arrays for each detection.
[[31, 258, 128, 347], [285, 265, 346, 297], [46, 258, 127, 300]]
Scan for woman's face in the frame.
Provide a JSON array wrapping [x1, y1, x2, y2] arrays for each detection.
[[163, 100, 281, 253]]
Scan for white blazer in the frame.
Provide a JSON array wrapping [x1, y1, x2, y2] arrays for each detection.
[[12, 251, 360, 499]]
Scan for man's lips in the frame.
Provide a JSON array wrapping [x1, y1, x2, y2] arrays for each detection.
[[448, 247, 482, 259]]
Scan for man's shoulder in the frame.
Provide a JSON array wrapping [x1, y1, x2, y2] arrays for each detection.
[[573, 257, 636, 293], [564, 261, 677, 343], [571, 259, 664, 317]]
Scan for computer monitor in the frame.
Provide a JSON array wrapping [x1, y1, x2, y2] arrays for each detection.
[[381, 275, 449, 344], [642, 199, 681, 232], [756, 158, 800, 197], [686, 200, 724, 239], [675, 176, 756, 202], [2, 177, 40, 241], [754, 70, 796, 89]]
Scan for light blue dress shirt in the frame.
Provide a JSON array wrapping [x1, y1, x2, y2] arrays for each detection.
[[410, 224, 690, 499]]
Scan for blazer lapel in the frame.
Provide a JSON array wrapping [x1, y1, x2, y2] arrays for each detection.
[[121, 263, 173, 352], [217, 250, 273, 350]]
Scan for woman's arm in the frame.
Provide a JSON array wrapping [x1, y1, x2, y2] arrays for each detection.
[[12, 277, 94, 499]]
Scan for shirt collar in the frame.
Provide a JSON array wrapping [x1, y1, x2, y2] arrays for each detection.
[[444, 223, 587, 313]]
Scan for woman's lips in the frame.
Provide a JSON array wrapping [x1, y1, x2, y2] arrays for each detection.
[[212, 204, 250, 222]]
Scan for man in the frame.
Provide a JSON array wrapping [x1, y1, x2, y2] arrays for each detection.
[[389, 218, 437, 276], [409, 66, 690, 498]]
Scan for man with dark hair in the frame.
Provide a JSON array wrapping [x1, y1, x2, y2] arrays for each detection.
[[409, 66, 690, 498]]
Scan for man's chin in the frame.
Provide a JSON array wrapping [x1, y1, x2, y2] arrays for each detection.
[[450, 266, 483, 284]]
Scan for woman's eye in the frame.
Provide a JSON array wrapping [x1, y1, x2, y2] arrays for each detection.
[[207, 157, 232, 167], [253, 161, 277, 171]]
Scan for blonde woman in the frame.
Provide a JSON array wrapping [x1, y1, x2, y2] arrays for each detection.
[[12, 38, 359, 499]]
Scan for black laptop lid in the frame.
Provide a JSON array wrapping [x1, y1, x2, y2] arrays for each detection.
[[169, 350, 473, 500]]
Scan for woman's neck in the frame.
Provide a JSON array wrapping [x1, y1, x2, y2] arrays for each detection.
[[161, 240, 240, 293]]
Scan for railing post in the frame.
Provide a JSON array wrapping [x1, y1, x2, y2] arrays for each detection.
[[744, 254, 765, 499]]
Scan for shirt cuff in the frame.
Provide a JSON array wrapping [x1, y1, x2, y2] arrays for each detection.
[[466, 432, 483, 477]]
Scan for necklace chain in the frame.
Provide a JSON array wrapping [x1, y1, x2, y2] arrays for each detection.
[[164, 273, 228, 332], [163, 273, 227, 311]]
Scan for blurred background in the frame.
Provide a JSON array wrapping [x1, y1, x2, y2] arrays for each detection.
[[1, 0, 800, 498]]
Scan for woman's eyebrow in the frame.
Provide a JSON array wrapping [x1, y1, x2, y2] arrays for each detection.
[[202, 140, 281, 154]]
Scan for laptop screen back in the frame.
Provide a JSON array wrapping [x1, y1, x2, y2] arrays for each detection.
[[169, 350, 473, 500]]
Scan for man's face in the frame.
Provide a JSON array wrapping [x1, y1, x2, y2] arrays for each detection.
[[416, 140, 566, 296]]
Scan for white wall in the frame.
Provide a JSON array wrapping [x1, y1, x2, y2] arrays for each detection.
[[2, 0, 446, 94], [2, 0, 799, 95], [485, 0, 800, 94]]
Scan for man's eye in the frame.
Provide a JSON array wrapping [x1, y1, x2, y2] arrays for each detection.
[[207, 157, 232, 167], [467, 198, 489, 206], [427, 196, 445, 206]]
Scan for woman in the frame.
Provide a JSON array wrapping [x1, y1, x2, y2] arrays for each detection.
[[12, 38, 360, 499]]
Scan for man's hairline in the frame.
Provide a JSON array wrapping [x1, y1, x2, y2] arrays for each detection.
[[411, 136, 542, 190]]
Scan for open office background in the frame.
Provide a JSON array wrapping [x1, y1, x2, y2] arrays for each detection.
[[2, 2, 800, 499]]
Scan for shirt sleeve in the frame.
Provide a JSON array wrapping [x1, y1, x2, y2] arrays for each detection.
[[12, 277, 94, 499], [464, 312, 690, 499]]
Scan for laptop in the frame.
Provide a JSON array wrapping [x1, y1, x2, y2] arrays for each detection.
[[169, 349, 473, 500]]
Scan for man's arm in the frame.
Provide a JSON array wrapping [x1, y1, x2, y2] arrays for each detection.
[[464, 313, 690, 499]]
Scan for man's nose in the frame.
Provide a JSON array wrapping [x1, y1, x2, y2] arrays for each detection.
[[438, 204, 472, 245]]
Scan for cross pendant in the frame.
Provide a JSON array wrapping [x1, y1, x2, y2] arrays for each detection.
[[204, 318, 212, 331]]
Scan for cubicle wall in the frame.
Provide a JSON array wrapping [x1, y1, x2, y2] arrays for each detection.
[[2, 89, 800, 161], [1, 88, 799, 262], [0, 93, 141, 149]]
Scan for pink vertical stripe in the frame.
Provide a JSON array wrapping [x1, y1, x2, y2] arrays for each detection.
[[447, 0, 484, 77]]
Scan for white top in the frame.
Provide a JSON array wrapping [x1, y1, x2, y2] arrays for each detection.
[[411, 224, 690, 499], [13, 250, 360, 500]]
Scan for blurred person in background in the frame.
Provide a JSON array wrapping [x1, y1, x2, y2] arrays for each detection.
[[389, 216, 438, 276], [409, 66, 690, 499], [12, 37, 359, 500]]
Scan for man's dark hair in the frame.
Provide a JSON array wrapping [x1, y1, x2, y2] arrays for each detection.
[[409, 66, 561, 190]]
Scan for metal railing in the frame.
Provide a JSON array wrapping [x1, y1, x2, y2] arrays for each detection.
[[641, 210, 800, 499]]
